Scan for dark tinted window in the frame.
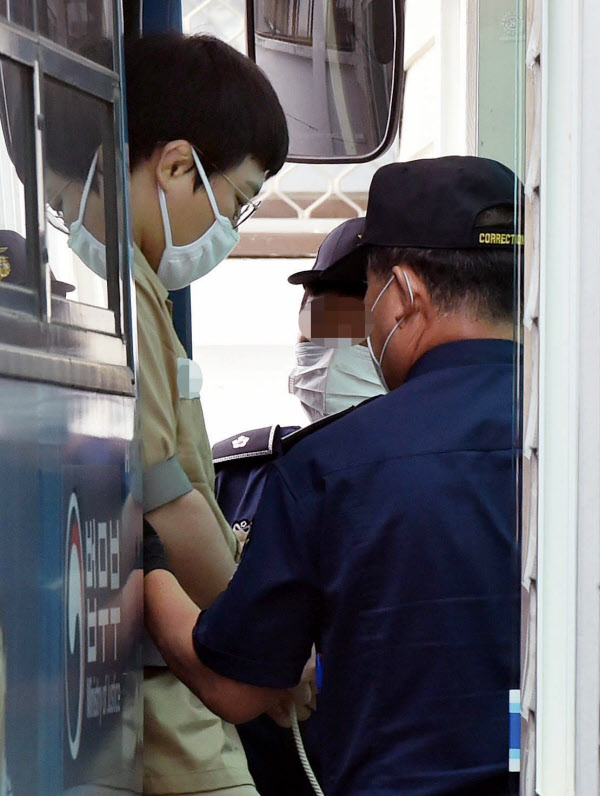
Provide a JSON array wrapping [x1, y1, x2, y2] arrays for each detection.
[[0, 0, 34, 29], [38, 0, 115, 67], [44, 77, 115, 313], [0, 57, 37, 313]]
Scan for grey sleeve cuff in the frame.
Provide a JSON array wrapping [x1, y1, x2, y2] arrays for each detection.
[[143, 456, 193, 513]]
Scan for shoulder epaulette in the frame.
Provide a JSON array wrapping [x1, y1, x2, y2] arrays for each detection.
[[212, 425, 280, 464]]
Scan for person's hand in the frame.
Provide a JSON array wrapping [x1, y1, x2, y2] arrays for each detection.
[[267, 648, 318, 728], [267, 691, 295, 728]]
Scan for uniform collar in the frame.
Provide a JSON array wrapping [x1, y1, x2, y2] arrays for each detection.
[[406, 338, 518, 383], [133, 243, 169, 302]]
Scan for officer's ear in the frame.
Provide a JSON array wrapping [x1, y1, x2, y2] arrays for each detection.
[[390, 265, 433, 324]]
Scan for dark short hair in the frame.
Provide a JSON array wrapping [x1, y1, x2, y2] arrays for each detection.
[[368, 245, 516, 322], [299, 279, 367, 311], [366, 205, 518, 322], [125, 33, 289, 178]]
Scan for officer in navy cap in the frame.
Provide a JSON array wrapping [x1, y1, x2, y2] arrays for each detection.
[[287, 216, 384, 422], [145, 156, 522, 796], [211, 217, 383, 796], [213, 216, 383, 543]]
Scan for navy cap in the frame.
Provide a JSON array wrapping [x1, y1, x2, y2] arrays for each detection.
[[288, 217, 367, 289], [362, 156, 524, 250]]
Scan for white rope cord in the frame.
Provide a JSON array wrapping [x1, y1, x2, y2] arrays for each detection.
[[291, 704, 325, 796]]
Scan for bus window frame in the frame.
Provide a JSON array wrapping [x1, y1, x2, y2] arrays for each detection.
[[0, 17, 135, 397]]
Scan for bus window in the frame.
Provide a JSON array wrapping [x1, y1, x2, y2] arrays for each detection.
[[0, 57, 37, 314], [250, 0, 402, 160], [44, 78, 114, 313], [0, 0, 33, 29], [38, 0, 115, 66]]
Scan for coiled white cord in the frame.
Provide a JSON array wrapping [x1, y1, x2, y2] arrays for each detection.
[[291, 704, 325, 796]]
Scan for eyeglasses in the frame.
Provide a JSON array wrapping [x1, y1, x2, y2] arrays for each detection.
[[220, 169, 261, 228], [193, 147, 261, 229]]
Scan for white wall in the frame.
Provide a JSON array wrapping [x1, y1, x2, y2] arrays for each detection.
[[191, 258, 309, 444]]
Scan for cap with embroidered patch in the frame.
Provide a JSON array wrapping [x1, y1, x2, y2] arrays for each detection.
[[288, 217, 366, 290], [362, 156, 524, 251]]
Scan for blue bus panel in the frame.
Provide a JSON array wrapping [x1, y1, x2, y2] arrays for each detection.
[[0, 377, 141, 794]]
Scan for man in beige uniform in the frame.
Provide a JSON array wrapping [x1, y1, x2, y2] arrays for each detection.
[[124, 33, 288, 794]]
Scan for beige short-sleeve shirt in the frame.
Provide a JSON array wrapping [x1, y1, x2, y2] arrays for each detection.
[[135, 245, 236, 558], [136, 247, 253, 793]]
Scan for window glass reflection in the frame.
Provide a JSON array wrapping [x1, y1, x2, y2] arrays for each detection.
[[0, 58, 37, 313], [256, 0, 313, 43], [326, 0, 354, 52], [0, 0, 34, 29], [44, 77, 111, 310], [254, 0, 397, 158], [38, 0, 114, 66]]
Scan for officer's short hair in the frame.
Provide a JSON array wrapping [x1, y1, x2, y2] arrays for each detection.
[[125, 33, 289, 179], [367, 205, 517, 323], [305, 279, 366, 301]]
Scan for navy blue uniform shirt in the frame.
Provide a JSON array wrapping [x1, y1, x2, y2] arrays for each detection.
[[213, 424, 299, 539], [212, 424, 312, 796], [194, 339, 520, 796]]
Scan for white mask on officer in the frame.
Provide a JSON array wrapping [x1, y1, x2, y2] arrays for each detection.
[[366, 270, 414, 392], [68, 151, 107, 278], [156, 148, 240, 291], [289, 341, 384, 422]]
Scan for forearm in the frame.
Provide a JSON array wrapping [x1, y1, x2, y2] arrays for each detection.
[[146, 489, 236, 608], [144, 569, 285, 723]]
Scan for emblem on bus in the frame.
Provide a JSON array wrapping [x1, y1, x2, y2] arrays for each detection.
[[64, 492, 85, 760], [0, 248, 10, 281]]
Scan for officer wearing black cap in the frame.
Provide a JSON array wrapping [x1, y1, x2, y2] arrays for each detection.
[[145, 156, 522, 796], [287, 216, 384, 422], [211, 218, 384, 796]]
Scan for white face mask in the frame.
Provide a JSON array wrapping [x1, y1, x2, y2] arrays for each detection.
[[289, 341, 385, 422], [366, 271, 414, 392], [156, 149, 240, 290], [67, 152, 107, 278]]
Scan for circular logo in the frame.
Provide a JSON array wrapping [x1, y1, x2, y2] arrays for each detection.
[[64, 492, 85, 760], [502, 12, 521, 37]]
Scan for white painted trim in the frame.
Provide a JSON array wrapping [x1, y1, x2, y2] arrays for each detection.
[[439, 0, 469, 155], [573, 0, 600, 791], [464, 0, 479, 155], [536, 0, 581, 792]]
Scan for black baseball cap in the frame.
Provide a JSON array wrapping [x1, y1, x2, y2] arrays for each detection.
[[362, 156, 524, 250], [288, 217, 367, 290]]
